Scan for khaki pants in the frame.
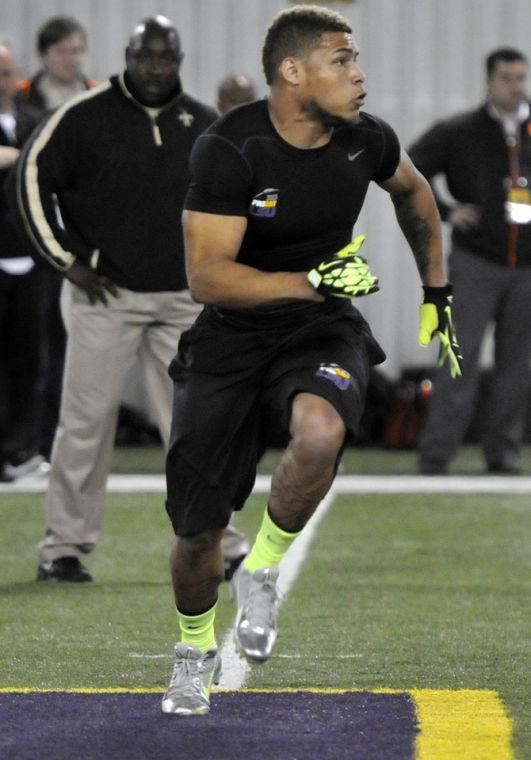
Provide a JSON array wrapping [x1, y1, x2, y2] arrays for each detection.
[[38, 282, 200, 562]]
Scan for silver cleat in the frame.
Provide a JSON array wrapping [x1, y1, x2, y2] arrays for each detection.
[[161, 643, 221, 716], [230, 565, 280, 662]]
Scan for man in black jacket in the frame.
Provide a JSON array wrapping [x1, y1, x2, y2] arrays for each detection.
[[410, 47, 531, 475], [16, 16, 231, 581], [0, 42, 43, 481]]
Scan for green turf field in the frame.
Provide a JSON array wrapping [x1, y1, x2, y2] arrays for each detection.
[[1, 448, 530, 757], [109, 442, 531, 475]]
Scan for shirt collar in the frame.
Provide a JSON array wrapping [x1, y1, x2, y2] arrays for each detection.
[[487, 99, 530, 135]]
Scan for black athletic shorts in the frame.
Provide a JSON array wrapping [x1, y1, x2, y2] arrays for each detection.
[[165, 301, 385, 536]]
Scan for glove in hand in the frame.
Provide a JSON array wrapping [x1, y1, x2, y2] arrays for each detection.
[[307, 235, 379, 298], [419, 284, 463, 379]]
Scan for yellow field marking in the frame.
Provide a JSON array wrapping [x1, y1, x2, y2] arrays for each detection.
[[411, 689, 514, 760]]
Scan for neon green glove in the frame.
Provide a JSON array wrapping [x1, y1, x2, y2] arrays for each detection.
[[307, 235, 379, 298], [419, 284, 463, 379]]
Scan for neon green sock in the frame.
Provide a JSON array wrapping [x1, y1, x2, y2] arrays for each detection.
[[178, 602, 217, 652], [243, 508, 302, 574]]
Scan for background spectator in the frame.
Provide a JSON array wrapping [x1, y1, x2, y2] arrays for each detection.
[[216, 73, 256, 114], [17, 16, 96, 464], [17, 16, 95, 113], [410, 48, 531, 474], [0, 41, 43, 480]]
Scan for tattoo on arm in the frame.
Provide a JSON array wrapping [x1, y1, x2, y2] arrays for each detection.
[[392, 191, 432, 279]]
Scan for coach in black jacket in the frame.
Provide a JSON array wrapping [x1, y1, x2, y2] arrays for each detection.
[[410, 47, 531, 475], [16, 16, 229, 581]]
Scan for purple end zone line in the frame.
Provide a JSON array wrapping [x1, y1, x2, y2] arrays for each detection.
[[0, 691, 418, 760]]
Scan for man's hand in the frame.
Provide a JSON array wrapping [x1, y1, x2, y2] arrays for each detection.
[[448, 204, 481, 231], [418, 284, 463, 378], [307, 235, 379, 298], [65, 259, 119, 306], [0, 146, 20, 169]]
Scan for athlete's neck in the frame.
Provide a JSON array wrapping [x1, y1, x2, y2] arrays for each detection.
[[267, 95, 332, 149]]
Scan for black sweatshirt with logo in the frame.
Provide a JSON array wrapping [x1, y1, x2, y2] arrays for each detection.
[[16, 73, 217, 291]]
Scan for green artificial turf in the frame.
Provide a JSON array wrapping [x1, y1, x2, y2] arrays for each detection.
[[0, 493, 241, 689], [241, 494, 531, 758], [110, 443, 531, 475], [1, 489, 529, 756]]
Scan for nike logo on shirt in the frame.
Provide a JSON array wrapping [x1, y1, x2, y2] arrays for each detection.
[[348, 149, 365, 161]]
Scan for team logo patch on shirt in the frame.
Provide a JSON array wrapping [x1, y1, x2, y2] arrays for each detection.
[[249, 188, 279, 218], [316, 363, 351, 391]]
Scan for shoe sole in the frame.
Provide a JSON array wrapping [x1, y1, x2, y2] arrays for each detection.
[[36, 569, 93, 583], [36, 576, 93, 582], [161, 703, 210, 716], [233, 628, 273, 663]]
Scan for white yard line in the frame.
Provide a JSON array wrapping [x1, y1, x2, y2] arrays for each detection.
[[217, 490, 336, 690], [4, 473, 531, 494]]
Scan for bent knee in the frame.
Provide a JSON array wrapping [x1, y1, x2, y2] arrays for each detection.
[[290, 396, 346, 463], [178, 529, 223, 557]]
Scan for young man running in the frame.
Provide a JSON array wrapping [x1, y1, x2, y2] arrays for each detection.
[[162, 4, 461, 715]]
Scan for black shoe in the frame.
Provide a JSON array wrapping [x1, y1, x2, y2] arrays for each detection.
[[486, 462, 522, 475], [419, 460, 448, 475], [0, 464, 14, 483], [36, 556, 93, 583]]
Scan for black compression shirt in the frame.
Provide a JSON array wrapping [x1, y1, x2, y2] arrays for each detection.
[[185, 98, 400, 321]]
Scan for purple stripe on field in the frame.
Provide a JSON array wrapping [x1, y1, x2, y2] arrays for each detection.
[[0, 691, 418, 760]]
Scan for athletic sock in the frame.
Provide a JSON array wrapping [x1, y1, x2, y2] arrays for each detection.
[[178, 602, 217, 652], [243, 508, 302, 574]]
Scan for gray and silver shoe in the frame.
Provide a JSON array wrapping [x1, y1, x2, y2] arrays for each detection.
[[161, 643, 221, 715], [230, 565, 280, 662]]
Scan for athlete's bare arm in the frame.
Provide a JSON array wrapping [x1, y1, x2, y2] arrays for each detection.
[[380, 149, 446, 287], [183, 210, 322, 308]]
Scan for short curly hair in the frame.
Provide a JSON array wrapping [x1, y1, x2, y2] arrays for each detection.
[[262, 4, 352, 85]]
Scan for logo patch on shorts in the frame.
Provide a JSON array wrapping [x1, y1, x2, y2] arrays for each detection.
[[316, 363, 351, 391], [249, 188, 279, 218]]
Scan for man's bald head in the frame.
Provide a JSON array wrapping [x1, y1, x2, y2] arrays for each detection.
[[125, 16, 183, 106], [217, 74, 256, 114], [128, 15, 181, 56]]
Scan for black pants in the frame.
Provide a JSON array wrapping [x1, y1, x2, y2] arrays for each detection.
[[37, 267, 67, 459], [166, 303, 384, 536], [0, 266, 43, 460]]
